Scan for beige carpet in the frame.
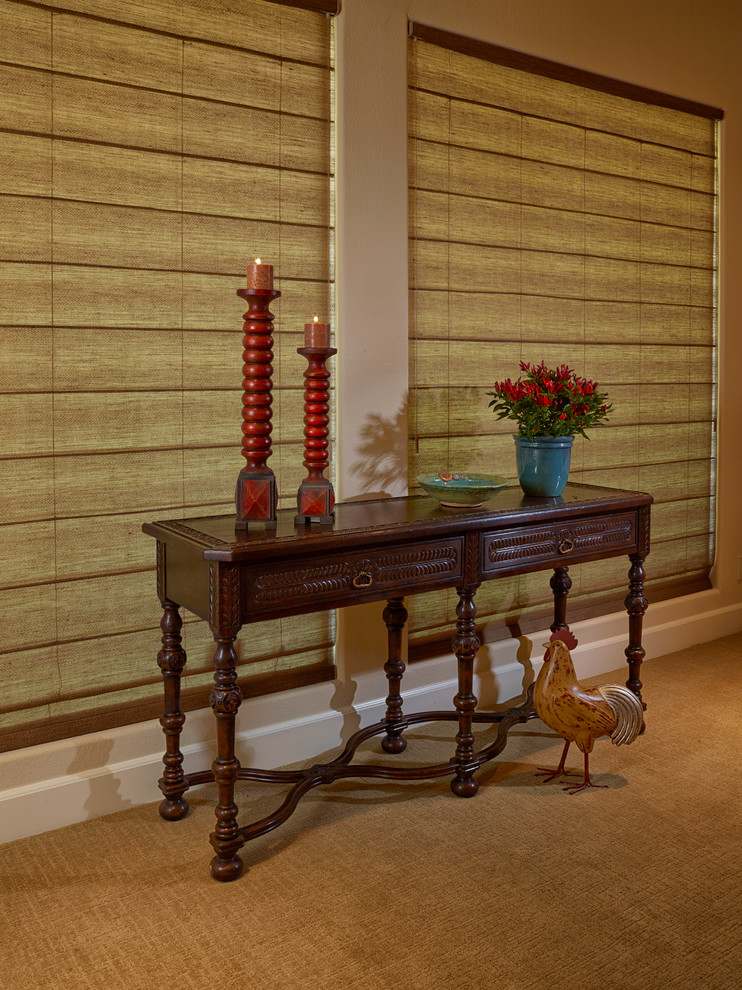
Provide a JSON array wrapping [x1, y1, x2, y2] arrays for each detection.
[[1, 634, 741, 990]]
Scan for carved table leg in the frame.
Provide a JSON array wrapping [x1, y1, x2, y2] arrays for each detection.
[[451, 585, 480, 797], [157, 599, 189, 821], [550, 565, 572, 632], [625, 552, 648, 704], [382, 597, 409, 754], [209, 633, 245, 882]]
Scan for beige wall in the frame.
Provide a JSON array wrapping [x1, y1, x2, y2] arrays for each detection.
[[3, 0, 741, 834]]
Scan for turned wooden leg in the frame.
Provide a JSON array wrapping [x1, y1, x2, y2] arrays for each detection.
[[157, 599, 189, 821], [625, 552, 648, 705], [208, 633, 245, 882], [451, 585, 480, 797], [382, 597, 409, 754], [550, 565, 572, 633]]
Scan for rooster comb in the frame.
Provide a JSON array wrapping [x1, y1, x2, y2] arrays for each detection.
[[549, 628, 578, 650]]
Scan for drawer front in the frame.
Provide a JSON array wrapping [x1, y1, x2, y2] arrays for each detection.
[[245, 537, 465, 614], [482, 511, 637, 575]]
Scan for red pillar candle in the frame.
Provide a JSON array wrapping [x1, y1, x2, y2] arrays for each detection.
[[246, 258, 273, 291], [294, 340, 337, 526], [234, 265, 280, 529], [304, 316, 331, 348]]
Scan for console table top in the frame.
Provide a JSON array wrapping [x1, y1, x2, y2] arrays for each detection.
[[143, 482, 652, 561]]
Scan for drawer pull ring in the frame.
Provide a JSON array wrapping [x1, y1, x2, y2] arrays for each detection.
[[352, 571, 373, 588], [558, 538, 575, 555]]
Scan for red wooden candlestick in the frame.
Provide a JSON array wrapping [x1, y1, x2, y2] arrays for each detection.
[[234, 284, 281, 528], [295, 344, 337, 525]]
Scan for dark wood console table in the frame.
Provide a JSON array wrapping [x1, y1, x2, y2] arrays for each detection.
[[143, 482, 651, 881]]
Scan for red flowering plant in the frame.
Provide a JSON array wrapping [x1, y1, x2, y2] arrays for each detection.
[[487, 360, 612, 440]]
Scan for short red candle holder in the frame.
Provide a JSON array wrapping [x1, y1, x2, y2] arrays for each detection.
[[234, 284, 281, 529], [295, 345, 337, 526]]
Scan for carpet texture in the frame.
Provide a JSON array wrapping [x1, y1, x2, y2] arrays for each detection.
[[1, 634, 741, 989]]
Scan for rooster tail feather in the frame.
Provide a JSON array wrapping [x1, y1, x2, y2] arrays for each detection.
[[597, 684, 644, 746]]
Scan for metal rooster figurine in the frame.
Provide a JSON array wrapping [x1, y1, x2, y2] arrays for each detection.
[[534, 629, 644, 794]]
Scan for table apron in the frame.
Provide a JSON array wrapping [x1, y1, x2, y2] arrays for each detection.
[[161, 521, 641, 625]]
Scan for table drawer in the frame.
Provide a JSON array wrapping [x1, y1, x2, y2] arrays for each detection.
[[245, 536, 465, 614], [482, 511, 637, 575]]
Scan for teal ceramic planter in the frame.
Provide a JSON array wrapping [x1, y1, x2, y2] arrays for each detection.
[[514, 435, 574, 497]]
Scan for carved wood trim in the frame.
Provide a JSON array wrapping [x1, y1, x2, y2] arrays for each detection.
[[165, 521, 231, 549], [637, 505, 651, 556], [209, 564, 242, 636], [463, 533, 482, 586], [156, 540, 166, 601]]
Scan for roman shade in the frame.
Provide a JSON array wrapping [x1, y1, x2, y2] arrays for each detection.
[[0, 0, 337, 750], [408, 24, 721, 657]]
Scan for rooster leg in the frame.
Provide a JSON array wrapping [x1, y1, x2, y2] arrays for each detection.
[[535, 740, 581, 783], [562, 752, 608, 795]]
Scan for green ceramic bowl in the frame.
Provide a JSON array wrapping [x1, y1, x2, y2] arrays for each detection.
[[416, 472, 509, 507]]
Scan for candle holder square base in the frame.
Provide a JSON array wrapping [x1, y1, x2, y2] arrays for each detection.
[[235, 469, 278, 529], [294, 480, 335, 526]]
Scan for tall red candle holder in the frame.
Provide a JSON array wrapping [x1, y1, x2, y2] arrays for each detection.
[[234, 271, 280, 529], [295, 340, 337, 526]]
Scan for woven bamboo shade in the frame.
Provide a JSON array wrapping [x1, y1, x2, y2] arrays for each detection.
[[408, 25, 721, 658], [0, 0, 337, 751]]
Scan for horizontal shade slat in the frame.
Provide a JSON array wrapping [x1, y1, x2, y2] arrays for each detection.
[[413, 195, 715, 266], [411, 341, 714, 394], [0, 202, 330, 278], [47, 0, 336, 62], [0, 648, 335, 751], [0, 388, 330, 456], [0, 64, 51, 133], [39, 327, 336, 396], [0, 139, 333, 219], [0, 0, 50, 67], [0, 264, 333, 329], [412, 88, 715, 192], [50, 12, 332, 115]]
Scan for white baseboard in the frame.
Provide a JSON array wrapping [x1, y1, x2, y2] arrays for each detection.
[[2, 594, 741, 845]]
